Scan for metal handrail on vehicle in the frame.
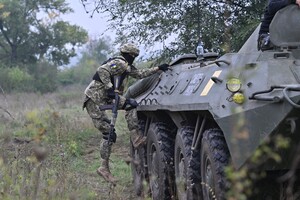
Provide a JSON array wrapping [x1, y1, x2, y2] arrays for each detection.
[[249, 85, 300, 108], [283, 86, 300, 108]]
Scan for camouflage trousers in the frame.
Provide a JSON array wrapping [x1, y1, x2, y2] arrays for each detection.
[[85, 98, 141, 160], [125, 109, 143, 143], [125, 108, 139, 134], [85, 98, 112, 160]]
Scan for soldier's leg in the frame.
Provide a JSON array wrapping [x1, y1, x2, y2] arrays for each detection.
[[125, 108, 146, 148], [85, 99, 116, 184]]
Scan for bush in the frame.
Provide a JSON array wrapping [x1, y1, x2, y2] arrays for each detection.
[[0, 65, 34, 92], [58, 59, 98, 86], [0, 62, 58, 93], [28, 61, 58, 93]]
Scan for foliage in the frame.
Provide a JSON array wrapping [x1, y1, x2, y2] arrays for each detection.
[[0, 90, 135, 199], [0, 65, 34, 92], [29, 61, 59, 93], [0, 109, 95, 199], [0, 61, 58, 93], [0, 0, 88, 66], [81, 0, 266, 58], [58, 36, 114, 86], [225, 133, 294, 199], [81, 36, 115, 63]]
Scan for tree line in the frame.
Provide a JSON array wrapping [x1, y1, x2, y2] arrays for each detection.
[[81, 0, 266, 58], [0, 0, 96, 93], [0, 0, 267, 93]]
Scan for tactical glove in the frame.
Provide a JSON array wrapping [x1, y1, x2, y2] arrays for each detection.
[[158, 63, 170, 72], [123, 98, 139, 110], [106, 88, 115, 99]]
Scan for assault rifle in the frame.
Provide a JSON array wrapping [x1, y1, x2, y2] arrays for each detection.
[[99, 76, 121, 144]]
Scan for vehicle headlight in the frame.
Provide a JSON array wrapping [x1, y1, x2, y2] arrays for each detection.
[[226, 78, 242, 93], [232, 92, 245, 104]]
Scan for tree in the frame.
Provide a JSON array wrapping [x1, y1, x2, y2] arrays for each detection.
[[80, 36, 114, 64], [58, 36, 114, 86], [0, 0, 88, 66], [81, 0, 265, 58]]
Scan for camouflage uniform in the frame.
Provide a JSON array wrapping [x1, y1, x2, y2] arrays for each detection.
[[83, 43, 158, 183], [124, 108, 142, 150]]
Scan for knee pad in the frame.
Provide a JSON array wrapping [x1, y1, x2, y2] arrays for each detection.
[[102, 131, 117, 143]]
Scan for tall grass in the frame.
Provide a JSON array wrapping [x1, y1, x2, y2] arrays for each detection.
[[0, 85, 135, 199]]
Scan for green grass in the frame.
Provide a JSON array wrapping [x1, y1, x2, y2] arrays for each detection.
[[110, 154, 132, 185], [0, 90, 135, 199]]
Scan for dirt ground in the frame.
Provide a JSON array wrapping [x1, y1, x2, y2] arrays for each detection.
[[81, 134, 138, 200]]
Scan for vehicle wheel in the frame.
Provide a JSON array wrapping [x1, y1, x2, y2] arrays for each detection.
[[130, 141, 147, 196], [174, 126, 194, 200], [147, 122, 175, 200], [130, 120, 147, 196], [201, 129, 230, 200], [124, 73, 160, 99], [187, 135, 202, 199]]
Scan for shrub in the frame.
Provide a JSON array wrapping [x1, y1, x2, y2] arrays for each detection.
[[0, 66, 34, 92]]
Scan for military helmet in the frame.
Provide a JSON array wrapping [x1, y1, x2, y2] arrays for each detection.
[[120, 43, 140, 57]]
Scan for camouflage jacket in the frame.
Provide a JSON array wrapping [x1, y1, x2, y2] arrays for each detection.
[[84, 56, 158, 106]]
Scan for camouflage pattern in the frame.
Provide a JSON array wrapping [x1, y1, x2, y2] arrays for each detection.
[[85, 98, 112, 160], [84, 54, 158, 160], [84, 55, 157, 107], [100, 140, 112, 160], [85, 99, 110, 133], [125, 108, 139, 132], [120, 43, 140, 57], [125, 108, 145, 146]]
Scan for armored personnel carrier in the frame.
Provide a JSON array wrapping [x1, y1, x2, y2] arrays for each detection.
[[126, 5, 300, 200]]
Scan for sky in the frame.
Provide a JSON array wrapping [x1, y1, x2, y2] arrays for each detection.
[[60, 0, 166, 65], [59, 0, 115, 66], [62, 0, 114, 38]]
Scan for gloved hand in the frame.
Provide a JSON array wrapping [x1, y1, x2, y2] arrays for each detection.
[[123, 98, 139, 110], [126, 98, 138, 108], [257, 33, 271, 51], [158, 63, 170, 72], [103, 130, 117, 143], [106, 88, 115, 99]]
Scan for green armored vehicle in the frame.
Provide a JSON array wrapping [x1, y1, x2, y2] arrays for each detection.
[[126, 5, 300, 200]]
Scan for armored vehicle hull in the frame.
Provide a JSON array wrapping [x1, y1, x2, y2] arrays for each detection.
[[128, 5, 300, 200]]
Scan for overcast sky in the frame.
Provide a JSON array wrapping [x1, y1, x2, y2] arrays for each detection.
[[60, 0, 166, 65], [62, 0, 114, 38], [58, 0, 116, 66]]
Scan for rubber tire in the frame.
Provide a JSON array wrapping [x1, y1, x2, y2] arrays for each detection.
[[188, 135, 202, 200], [130, 141, 147, 196], [146, 122, 175, 200], [201, 129, 230, 200], [174, 126, 194, 200], [124, 73, 160, 99], [130, 120, 147, 196]]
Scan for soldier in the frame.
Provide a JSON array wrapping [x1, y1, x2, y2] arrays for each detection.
[[83, 43, 169, 184], [258, 0, 300, 51]]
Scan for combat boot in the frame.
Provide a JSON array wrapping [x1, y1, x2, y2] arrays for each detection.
[[97, 159, 117, 185], [131, 130, 146, 148]]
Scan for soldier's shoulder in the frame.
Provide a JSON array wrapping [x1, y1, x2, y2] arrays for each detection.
[[106, 56, 128, 70], [109, 56, 127, 65]]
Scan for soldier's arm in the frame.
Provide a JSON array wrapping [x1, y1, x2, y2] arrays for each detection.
[[128, 66, 159, 79], [268, 0, 294, 15]]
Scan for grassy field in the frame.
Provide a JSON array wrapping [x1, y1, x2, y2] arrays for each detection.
[[0, 85, 137, 200]]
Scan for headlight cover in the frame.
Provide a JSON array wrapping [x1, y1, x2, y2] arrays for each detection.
[[232, 92, 245, 104], [226, 78, 242, 93]]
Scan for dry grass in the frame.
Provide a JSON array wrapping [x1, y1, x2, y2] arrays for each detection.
[[0, 85, 136, 200]]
